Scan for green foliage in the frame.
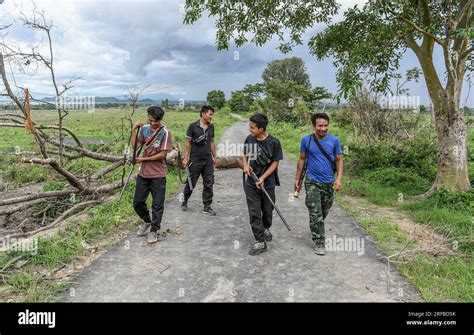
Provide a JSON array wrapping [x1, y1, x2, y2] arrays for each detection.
[[229, 90, 252, 113], [206, 90, 226, 109], [360, 167, 431, 194], [42, 181, 68, 192], [427, 188, 474, 213], [347, 132, 437, 181], [184, 0, 339, 52], [262, 57, 311, 88]]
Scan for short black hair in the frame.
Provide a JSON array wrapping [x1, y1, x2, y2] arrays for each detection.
[[249, 113, 268, 131], [147, 106, 165, 121], [200, 105, 215, 117], [311, 112, 329, 126]]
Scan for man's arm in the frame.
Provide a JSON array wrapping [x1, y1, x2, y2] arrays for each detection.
[[210, 140, 218, 165], [333, 154, 343, 191], [242, 153, 251, 175], [131, 122, 143, 148], [295, 151, 306, 191], [138, 150, 170, 162], [182, 138, 192, 166]]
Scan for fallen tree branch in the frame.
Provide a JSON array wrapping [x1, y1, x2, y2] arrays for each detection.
[[3, 199, 103, 239]]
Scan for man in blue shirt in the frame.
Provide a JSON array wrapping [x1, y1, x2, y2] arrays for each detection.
[[294, 112, 344, 255]]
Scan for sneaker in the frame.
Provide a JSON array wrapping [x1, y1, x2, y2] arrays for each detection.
[[264, 229, 273, 242], [249, 241, 267, 256], [314, 245, 326, 256], [147, 231, 159, 244], [137, 221, 151, 236], [181, 201, 188, 211], [203, 206, 216, 216]]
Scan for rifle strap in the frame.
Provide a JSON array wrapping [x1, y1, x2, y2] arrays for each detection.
[[312, 134, 336, 174], [143, 125, 165, 150]]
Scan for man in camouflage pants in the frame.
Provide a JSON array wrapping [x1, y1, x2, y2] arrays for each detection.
[[295, 112, 343, 255]]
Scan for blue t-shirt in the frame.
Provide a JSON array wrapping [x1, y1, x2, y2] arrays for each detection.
[[300, 133, 342, 183]]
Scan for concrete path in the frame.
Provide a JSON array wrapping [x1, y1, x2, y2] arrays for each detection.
[[63, 121, 422, 302]]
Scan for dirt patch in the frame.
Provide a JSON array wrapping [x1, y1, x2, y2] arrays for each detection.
[[339, 194, 451, 257]]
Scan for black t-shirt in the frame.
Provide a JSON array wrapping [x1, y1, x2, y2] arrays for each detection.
[[186, 121, 215, 161], [243, 134, 283, 189]]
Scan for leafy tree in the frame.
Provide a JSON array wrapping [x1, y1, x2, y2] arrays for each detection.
[[206, 90, 226, 109], [262, 57, 311, 88], [184, 0, 473, 192], [229, 90, 252, 113]]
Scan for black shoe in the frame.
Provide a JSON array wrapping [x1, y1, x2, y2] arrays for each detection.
[[181, 201, 187, 211], [249, 241, 267, 256], [203, 206, 216, 216], [264, 229, 272, 242]]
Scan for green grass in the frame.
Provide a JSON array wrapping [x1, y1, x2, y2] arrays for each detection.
[[0, 107, 237, 302]]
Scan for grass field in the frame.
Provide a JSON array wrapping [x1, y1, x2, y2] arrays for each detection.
[[0, 106, 237, 301]]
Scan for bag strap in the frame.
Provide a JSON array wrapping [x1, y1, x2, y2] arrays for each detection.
[[255, 138, 272, 162], [312, 134, 336, 174], [143, 125, 165, 149]]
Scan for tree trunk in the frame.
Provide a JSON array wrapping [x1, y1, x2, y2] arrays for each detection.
[[431, 99, 471, 192]]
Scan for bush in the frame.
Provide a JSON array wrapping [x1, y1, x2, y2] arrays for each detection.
[[330, 107, 353, 128], [361, 167, 431, 194], [346, 131, 437, 181], [427, 188, 474, 212]]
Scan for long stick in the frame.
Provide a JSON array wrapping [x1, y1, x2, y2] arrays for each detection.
[[248, 170, 291, 231], [119, 126, 141, 200]]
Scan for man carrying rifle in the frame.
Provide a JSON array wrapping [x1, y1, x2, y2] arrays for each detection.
[[294, 112, 343, 256], [242, 113, 283, 256], [131, 106, 173, 244], [181, 105, 218, 215]]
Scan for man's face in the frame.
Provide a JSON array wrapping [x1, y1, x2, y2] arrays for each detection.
[[148, 115, 161, 129], [314, 118, 329, 137], [202, 110, 214, 123], [249, 121, 263, 137]]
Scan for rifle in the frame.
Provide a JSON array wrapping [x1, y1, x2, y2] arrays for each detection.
[[119, 125, 143, 200], [237, 158, 291, 232]]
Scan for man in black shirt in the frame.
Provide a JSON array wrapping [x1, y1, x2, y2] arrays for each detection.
[[242, 113, 283, 255], [181, 105, 219, 215]]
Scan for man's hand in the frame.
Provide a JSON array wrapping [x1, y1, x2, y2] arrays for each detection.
[[213, 156, 219, 168], [182, 158, 189, 167], [132, 121, 144, 130], [243, 162, 252, 176], [255, 176, 265, 190], [333, 178, 342, 192], [294, 179, 301, 193], [135, 157, 144, 163]]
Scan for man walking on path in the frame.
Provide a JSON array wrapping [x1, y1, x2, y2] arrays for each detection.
[[181, 105, 219, 215], [131, 106, 173, 244], [242, 113, 283, 256], [295, 112, 343, 255]]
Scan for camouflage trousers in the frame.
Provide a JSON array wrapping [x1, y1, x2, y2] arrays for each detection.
[[304, 179, 334, 247]]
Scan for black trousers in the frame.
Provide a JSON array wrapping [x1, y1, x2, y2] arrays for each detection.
[[133, 175, 166, 232], [183, 158, 214, 206], [245, 183, 275, 242]]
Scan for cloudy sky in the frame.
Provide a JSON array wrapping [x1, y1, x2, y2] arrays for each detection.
[[0, 0, 472, 106]]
